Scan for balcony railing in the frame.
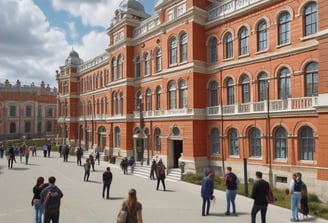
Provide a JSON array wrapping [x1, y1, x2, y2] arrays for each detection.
[[207, 97, 318, 116], [134, 108, 193, 119]]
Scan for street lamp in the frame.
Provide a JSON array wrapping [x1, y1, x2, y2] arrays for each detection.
[[138, 94, 149, 165], [266, 79, 273, 186]]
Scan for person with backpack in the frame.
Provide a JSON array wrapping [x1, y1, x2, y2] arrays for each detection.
[[156, 159, 166, 191], [289, 172, 304, 222], [224, 166, 239, 216], [40, 176, 63, 223]]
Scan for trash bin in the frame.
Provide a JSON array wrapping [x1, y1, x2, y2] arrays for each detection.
[[180, 161, 185, 174], [111, 156, 116, 164]]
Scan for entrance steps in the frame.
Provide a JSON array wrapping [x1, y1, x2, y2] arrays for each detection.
[[132, 163, 181, 182]]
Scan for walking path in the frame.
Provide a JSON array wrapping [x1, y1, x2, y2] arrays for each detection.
[[0, 151, 327, 223]]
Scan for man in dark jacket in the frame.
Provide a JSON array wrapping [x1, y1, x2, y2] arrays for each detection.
[[251, 171, 270, 223], [102, 167, 113, 199]]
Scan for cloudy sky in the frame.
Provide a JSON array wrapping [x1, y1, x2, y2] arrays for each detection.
[[0, 0, 157, 88]]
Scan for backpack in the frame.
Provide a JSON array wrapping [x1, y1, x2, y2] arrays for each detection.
[[266, 187, 275, 204], [294, 179, 305, 192], [43, 189, 61, 214], [226, 173, 237, 190]]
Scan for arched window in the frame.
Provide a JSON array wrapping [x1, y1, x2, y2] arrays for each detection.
[[299, 127, 314, 160], [118, 54, 123, 79], [156, 86, 161, 110], [249, 127, 261, 157], [25, 121, 31, 133], [155, 49, 162, 72], [241, 74, 250, 103], [211, 128, 220, 154], [119, 92, 123, 115], [135, 56, 141, 78], [278, 11, 291, 45], [179, 79, 188, 108], [229, 128, 239, 156], [169, 37, 177, 65], [155, 128, 161, 152], [146, 88, 152, 111], [114, 126, 121, 148], [208, 36, 218, 63], [275, 127, 287, 159], [168, 81, 177, 109], [144, 52, 150, 76], [180, 32, 188, 62], [258, 72, 268, 101], [278, 68, 291, 99], [257, 20, 268, 51], [224, 32, 233, 59], [304, 2, 317, 36], [305, 62, 318, 96], [136, 91, 142, 111], [227, 78, 234, 105], [209, 81, 218, 106], [239, 26, 249, 56], [112, 92, 118, 115], [111, 57, 117, 81]]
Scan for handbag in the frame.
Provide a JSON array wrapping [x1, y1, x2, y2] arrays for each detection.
[[266, 187, 275, 203], [117, 209, 127, 223]]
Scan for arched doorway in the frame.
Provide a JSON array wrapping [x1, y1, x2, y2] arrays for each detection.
[[98, 126, 107, 152]]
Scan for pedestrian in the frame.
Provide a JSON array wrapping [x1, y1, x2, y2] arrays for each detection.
[[7, 146, 16, 168], [120, 188, 143, 223], [155, 159, 166, 191], [24, 145, 30, 165], [300, 179, 309, 219], [0, 144, 4, 158], [95, 151, 100, 165], [19, 146, 24, 162], [89, 154, 95, 171], [32, 143, 37, 157], [40, 176, 64, 223], [251, 171, 270, 223], [102, 167, 113, 199], [63, 144, 70, 162], [76, 147, 83, 166], [201, 170, 215, 216], [290, 172, 304, 222], [224, 166, 239, 216], [150, 160, 157, 180], [83, 158, 91, 181], [129, 156, 135, 174], [47, 143, 52, 157], [43, 144, 48, 158], [32, 176, 49, 223], [120, 158, 128, 174], [58, 145, 62, 158]]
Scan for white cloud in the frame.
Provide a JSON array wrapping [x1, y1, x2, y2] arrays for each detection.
[[52, 0, 120, 27], [0, 0, 70, 87]]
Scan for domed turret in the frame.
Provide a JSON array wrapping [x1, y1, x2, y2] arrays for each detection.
[[65, 49, 83, 66], [119, 0, 146, 13]]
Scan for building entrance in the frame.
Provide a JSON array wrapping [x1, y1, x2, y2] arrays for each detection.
[[173, 140, 183, 168]]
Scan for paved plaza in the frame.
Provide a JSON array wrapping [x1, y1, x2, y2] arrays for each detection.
[[0, 151, 327, 223]]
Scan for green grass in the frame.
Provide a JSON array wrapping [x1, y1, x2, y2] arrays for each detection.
[[182, 173, 328, 220]]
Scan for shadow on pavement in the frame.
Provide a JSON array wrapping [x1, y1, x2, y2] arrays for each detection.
[[8, 167, 29, 171], [84, 180, 102, 184], [108, 197, 125, 200]]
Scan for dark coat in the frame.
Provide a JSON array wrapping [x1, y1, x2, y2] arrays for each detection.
[[251, 179, 270, 206]]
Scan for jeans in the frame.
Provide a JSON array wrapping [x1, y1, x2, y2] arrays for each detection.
[[226, 189, 237, 214], [202, 196, 210, 215], [43, 212, 59, 223], [251, 204, 267, 223], [291, 192, 301, 220], [34, 202, 43, 223], [103, 183, 111, 198]]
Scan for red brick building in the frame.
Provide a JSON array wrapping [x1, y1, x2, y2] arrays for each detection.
[[0, 80, 57, 141], [56, 0, 328, 200]]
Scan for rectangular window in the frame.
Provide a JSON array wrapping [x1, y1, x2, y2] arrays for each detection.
[[177, 4, 186, 17], [168, 9, 174, 21], [47, 108, 53, 117], [10, 106, 16, 117], [26, 106, 32, 117]]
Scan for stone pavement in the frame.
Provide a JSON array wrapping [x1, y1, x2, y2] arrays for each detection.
[[0, 151, 327, 223]]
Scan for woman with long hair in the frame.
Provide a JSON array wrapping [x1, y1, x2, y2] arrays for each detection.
[[32, 176, 48, 223], [121, 188, 143, 223]]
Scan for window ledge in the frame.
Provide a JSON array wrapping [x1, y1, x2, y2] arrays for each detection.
[[276, 42, 291, 48], [238, 53, 250, 59], [300, 34, 316, 41], [255, 49, 269, 55]]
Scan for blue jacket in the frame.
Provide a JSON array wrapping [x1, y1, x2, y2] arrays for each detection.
[[201, 176, 214, 198]]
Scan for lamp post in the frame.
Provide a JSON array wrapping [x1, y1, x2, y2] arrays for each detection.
[[266, 80, 273, 186], [138, 94, 149, 165]]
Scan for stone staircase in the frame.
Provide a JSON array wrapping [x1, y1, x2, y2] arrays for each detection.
[[132, 163, 181, 182]]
